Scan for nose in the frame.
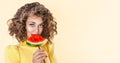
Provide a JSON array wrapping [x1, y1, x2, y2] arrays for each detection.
[[34, 26, 39, 34]]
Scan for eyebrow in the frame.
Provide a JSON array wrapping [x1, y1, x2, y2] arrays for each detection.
[[29, 21, 43, 25], [30, 22, 35, 24]]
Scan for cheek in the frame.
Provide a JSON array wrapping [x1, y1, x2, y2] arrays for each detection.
[[26, 25, 33, 37], [39, 28, 43, 33], [40, 28, 43, 31]]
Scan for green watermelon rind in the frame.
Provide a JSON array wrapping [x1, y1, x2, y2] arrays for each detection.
[[26, 42, 42, 47], [26, 39, 47, 47]]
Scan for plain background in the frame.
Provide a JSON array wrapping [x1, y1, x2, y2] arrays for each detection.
[[0, 0, 120, 63]]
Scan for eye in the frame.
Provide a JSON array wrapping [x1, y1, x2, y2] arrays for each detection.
[[29, 24, 35, 27], [39, 24, 44, 28]]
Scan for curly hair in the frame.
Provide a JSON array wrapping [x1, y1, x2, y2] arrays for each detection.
[[8, 2, 57, 43]]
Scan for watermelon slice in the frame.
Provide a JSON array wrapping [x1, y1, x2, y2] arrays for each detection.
[[26, 34, 47, 47]]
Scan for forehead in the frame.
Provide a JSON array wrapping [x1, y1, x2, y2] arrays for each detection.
[[26, 15, 43, 23]]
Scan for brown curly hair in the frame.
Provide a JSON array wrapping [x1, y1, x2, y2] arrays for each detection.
[[8, 2, 57, 43]]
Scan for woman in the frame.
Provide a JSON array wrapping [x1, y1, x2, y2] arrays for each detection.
[[6, 2, 57, 63]]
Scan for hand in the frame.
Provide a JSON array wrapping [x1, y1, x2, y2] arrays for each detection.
[[32, 49, 47, 63]]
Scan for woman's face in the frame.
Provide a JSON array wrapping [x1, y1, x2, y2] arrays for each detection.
[[26, 15, 43, 38]]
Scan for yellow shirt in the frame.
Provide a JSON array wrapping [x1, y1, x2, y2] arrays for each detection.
[[5, 41, 57, 63]]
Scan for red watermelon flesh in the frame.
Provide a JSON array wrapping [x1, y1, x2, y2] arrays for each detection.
[[28, 34, 45, 42], [26, 34, 47, 47]]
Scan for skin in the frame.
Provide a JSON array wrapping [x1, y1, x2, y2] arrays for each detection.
[[26, 15, 47, 63], [26, 15, 43, 37]]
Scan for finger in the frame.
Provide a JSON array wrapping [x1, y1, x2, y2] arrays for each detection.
[[36, 54, 47, 59], [33, 52, 47, 58], [33, 57, 46, 63], [33, 49, 44, 56], [33, 54, 47, 63], [37, 55, 47, 61], [35, 49, 44, 53], [33, 50, 47, 58]]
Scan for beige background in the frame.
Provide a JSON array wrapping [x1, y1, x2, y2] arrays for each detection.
[[0, 0, 120, 63]]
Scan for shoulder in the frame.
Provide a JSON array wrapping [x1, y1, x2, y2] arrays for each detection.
[[45, 41, 55, 49], [6, 45, 19, 52], [5, 45, 20, 63], [6, 45, 20, 58], [46, 42, 55, 53]]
